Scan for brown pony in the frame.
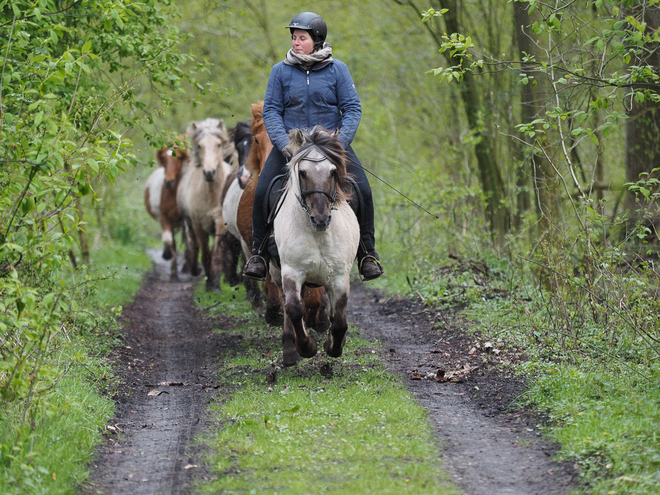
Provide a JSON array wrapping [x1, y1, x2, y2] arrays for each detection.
[[237, 102, 328, 330], [144, 141, 188, 281]]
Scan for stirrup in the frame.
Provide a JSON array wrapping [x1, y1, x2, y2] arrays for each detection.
[[359, 255, 383, 281], [243, 254, 268, 281]]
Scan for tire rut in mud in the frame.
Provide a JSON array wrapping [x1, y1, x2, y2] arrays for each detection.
[[348, 283, 579, 495], [83, 256, 237, 495]]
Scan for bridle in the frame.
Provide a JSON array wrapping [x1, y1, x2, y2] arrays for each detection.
[[293, 147, 338, 214]]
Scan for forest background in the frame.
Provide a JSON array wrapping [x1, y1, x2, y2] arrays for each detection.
[[1, 0, 660, 493]]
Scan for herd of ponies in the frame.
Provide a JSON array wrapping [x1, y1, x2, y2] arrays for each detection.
[[144, 103, 361, 365]]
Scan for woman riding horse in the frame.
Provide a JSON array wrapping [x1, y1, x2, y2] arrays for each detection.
[[243, 11, 383, 282]]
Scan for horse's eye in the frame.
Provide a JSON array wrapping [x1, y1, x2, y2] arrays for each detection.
[[254, 138, 259, 145], [217, 142, 222, 148], [299, 171, 307, 179]]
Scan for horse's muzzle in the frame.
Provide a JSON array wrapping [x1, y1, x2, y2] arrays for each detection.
[[310, 215, 332, 232], [164, 179, 176, 190], [203, 169, 217, 182]]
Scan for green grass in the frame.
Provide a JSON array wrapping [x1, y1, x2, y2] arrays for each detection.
[[0, 226, 155, 494], [89, 238, 153, 309], [454, 291, 660, 494], [525, 363, 660, 494], [195, 283, 458, 495], [0, 373, 114, 495]]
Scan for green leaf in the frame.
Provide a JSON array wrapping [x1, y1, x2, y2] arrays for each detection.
[[590, 133, 600, 147], [34, 111, 44, 128], [21, 197, 35, 215], [82, 40, 92, 54]]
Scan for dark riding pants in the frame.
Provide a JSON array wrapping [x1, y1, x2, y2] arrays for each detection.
[[252, 145, 376, 259]]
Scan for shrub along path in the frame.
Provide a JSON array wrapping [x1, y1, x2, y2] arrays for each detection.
[[84, 253, 578, 494]]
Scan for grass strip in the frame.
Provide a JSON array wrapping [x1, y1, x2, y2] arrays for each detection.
[[195, 284, 458, 495]]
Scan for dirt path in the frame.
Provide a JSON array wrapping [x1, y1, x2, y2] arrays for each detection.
[[348, 284, 578, 495], [84, 255, 578, 494], [83, 253, 236, 495]]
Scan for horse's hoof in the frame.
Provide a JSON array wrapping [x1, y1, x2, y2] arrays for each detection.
[[324, 339, 343, 358], [265, 308, 283, 326], [283, 349, 302, 367], [297, 337, 318, 359]]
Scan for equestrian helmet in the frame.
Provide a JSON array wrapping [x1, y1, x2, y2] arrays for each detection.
[[286, 12, 327, 44]]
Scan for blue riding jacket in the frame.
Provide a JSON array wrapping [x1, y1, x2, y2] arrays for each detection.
[[262, 58, 362, 152]]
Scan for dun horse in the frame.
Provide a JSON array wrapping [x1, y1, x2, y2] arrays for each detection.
[[144, 142, 188, 280], [270, 127, 359, 366], [234, 102, 328, 327], [177, 118, 234, 290]]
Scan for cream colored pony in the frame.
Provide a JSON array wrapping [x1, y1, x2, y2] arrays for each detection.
[[177, 118, 234, 290], [270, 127, 360, 366]]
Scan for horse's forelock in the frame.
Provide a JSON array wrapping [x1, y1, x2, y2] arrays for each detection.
[[235, 120, 251, 141], [295, 127, 348, 180], [187, 118, 230, 146], [290, 132, 352, 202]]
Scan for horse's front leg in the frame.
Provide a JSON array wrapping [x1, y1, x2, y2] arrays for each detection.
[[196, 227, 215, 290], [323, 283, 350, 358], [282, 269, 317, 361], [182, 218, 200, 276], [169, 227, 179, 282]]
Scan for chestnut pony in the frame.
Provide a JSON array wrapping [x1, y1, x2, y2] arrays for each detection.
[[144, 141, 188, 281]]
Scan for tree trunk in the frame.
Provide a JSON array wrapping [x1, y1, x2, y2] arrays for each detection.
[[625, 6, 660, 227], [438, 0, 510, 244], [512, 1, 558, 232], [77, 199, 90, 266]]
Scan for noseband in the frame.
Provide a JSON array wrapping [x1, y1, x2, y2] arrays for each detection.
[[294, 147, 338, 214]]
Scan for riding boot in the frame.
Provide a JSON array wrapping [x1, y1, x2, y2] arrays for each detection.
[[243, 251, 269, 281], [358, 246, 383, 281]]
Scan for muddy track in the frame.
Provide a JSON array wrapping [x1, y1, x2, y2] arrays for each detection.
[[84, 254, 578, 494], [83, 253, 237, 495], [348, 284, 578, 495]]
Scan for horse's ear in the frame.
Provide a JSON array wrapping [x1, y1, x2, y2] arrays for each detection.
[[156, 148, 167, 167], [217, 120, 226, 132], [332, 128, 340, 140], [251, 103, 261, 119], [290, 128, 305, 147]]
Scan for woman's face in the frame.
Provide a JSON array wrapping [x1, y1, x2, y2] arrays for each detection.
[[291, 29, 315, 55]]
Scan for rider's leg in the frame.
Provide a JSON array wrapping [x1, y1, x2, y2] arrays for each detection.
[[243, 148, 289, 280], [346, 146, 383, 281]]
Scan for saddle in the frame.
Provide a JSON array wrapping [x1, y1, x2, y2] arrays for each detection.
[[261, 173, 363, 267]]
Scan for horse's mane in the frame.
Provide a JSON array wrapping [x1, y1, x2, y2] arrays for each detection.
[[233, 120, 251, 144], [287, 126, 352, 201], [186, 118, 229, 144], [246, 102, 269, 174]]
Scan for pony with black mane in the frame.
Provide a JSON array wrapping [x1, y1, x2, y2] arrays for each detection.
[[270, 126, 359, 366]]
